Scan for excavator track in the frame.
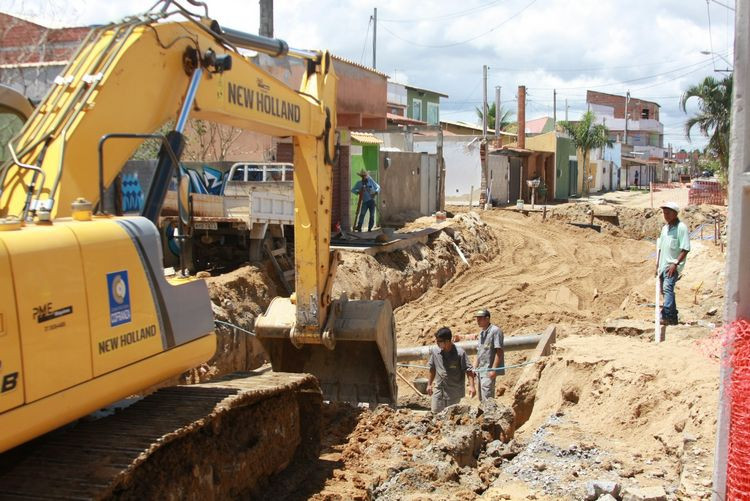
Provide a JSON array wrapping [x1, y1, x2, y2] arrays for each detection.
[[0, 370, 321, 500]]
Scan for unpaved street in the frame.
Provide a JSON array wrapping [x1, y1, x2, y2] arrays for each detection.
[[267, 199, 725, 500]]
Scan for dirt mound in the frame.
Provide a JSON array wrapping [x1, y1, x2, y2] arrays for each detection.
[[547, 202, 726, 240], [268, 400, 516, 500], [333, 212, 498, 308], [191, 266, 281, 381], [494, 334, 719, 499], [198, 213, 496, 380]]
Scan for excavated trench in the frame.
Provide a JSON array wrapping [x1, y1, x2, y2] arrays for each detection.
[[195, 206, 721, 499], [201, 212, 498, 380]]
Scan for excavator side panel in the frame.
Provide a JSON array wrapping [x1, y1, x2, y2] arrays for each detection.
[[0, 238, 23, 413], [0, 216, 216, 453]]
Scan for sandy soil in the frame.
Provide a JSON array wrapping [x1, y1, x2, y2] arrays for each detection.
[[266, 194, 725, 500]]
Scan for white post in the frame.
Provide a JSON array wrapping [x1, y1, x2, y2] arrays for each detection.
[[713, 1, 750, 497]]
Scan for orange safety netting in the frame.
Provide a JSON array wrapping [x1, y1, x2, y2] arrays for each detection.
[[728, 318, 750, 500]]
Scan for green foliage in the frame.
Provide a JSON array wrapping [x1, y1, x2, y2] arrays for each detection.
[[680, 75, 732, 178], [475, 103, 515, 131], [558, 111, 612, 196]]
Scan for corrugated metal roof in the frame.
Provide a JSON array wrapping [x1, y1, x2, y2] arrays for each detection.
[[351, 132, 383, 145]]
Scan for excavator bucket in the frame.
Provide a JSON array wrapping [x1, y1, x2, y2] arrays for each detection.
[[255, 298, 397, 406]]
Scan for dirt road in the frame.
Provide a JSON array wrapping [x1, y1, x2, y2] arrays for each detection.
[[269, 201, 725, 500], [395, 209, 653, 346]]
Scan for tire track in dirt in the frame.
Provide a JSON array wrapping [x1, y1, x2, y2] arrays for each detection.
[[395, 210, 653, 347]]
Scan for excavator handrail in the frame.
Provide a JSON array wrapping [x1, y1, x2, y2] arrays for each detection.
[[96, 132, 182, 215]]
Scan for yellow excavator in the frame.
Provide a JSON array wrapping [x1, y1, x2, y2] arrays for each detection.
[[0, 1, 395, 495]]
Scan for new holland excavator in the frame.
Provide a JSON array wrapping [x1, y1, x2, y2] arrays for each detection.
[[0, 1, 396, 496]]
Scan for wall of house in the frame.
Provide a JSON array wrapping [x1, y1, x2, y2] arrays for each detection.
[[377, 151, 425, 223], [525, 131, 556, 153], [334, 59, 387, 129], [373, 131, 412, 151], [602, 142, 622, 191], [586, 91, 660, 121], [576, 150, 599, 195], [555, 136, 575, 199], [407, 89, 441, 125], [414, 135, 481, 204]]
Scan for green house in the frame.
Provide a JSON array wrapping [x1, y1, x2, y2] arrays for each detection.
[[405, 85, 448, 125]]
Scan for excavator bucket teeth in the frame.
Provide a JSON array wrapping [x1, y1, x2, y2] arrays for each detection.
[[256, 298, 398, 406]]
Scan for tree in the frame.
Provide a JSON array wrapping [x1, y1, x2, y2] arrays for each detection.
[[558, 111, 612, 196], [680, 75, 732, 179], [475, 103, 515, 131]]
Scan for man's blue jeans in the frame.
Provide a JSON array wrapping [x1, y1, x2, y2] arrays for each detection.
[[357, 199, 376, 231], [660, 271, 679, 324]]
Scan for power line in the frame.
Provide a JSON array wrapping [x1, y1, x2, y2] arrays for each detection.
[[706, 0, 717, 72], [378, 0, 538, 49], [378, 0, 504, 23], [711, 0, 735, 11], [359, 16, 372, 65], [528, 58, 716, 91]]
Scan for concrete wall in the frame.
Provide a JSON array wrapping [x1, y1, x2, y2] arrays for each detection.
[[414, 135, 482, 204], [373, 131, 411, 151], [377, 151, 423, 223], [334, 58, 387, 129]]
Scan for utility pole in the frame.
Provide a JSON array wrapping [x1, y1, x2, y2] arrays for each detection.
[[494, 86, 501, 138], [565, 98, 569, 121], [372, 8, 377, 69], [624, 90, 631, 146], [259, 0, 273, 37], [553, 89, 557, 127], [482, 65, 488, 138], [480, 65, 488, 207], [518, 85, 526, 149]]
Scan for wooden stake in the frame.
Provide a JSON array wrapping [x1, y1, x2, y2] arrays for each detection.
[[396, 370, 429, 400]]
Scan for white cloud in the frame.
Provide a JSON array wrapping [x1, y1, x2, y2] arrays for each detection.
[[1, 0, 735, 150]]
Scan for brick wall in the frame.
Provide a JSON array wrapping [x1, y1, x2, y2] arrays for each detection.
[[586, 90, 660, 121], [0, 13, 90, 64]]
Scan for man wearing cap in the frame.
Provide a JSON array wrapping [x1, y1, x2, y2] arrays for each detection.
[[427, 327, 476, 413], [462, 309, 504, 400], [656, 201, 690, 325], [351, 169, 380, 232]]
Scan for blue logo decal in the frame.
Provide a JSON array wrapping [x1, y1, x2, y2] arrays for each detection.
[[107, 271, 131, 326]]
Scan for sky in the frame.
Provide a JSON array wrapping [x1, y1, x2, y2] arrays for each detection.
[[1, 0, 736, 151]]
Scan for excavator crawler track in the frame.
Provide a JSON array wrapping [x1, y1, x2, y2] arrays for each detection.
[[0, 370, 321, 500]]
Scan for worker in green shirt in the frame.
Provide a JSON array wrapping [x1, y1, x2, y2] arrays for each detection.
[[656, 201, 690, 325]]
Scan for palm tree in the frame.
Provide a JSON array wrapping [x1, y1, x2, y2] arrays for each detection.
[[475, 103, 515, 131], [558, 111, 612, 196], [680, 75, 732, 178]]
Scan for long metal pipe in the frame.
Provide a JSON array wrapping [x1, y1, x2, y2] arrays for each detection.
[[396, 334, 542, 362]]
